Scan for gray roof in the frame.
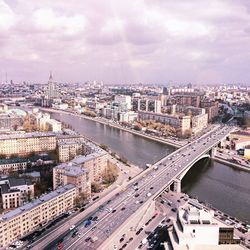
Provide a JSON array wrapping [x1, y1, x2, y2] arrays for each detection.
[[0, 184, 75, 222], [0, 177, 32, 187], [55, 163, 87, 177], [0, 131, 56, 140], [71, 151, 106, 165]]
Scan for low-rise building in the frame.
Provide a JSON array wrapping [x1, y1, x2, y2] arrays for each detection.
[[0, 155, 54, 174], [119, 111, 138, 123], [0, 184, 76, 248], [0, 177, 34, 210], [169, 204, 241, 250], [244, 145, 250, 159]]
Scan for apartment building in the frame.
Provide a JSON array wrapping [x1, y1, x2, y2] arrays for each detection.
[[0, 132, 57, 156], [0, 184, 76, 248], [172, 93, 203, 108], [0, 155, 54, 174], [71, 151, 108, 182], [58, 140, 86, 163], [192, 113, 208, 134], [138, 111, 191, 133], [114, 95, 132, 110], [200, 99, 219, 121], [0, 177, 34, 210], [53, 163, 91, 196], [30, 111, 62, 132]]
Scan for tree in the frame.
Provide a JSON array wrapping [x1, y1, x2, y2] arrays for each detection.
[[102, 165, 118, 185], [91, 182, 102, 193], [120, 156, 128, 165], [100, 144, 108, 151], [74, 192, 89, 207], [134, 124, 142, 131]]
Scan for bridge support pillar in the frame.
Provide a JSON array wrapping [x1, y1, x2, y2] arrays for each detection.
[[173, 179, 181, 193], [211, 147, 217, 158]]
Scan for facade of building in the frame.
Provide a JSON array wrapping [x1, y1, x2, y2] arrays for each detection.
[[0, 114, 23, 130], [0, 184, 76, 248], [114, 95, 132, 110], [0, 155, 54, 174], [30, 111, 62, 132], [172, 93, 203, 108], [0, 177, 34, 210], [0, 132, 57, 156], [174, 105, 206, 116], [58, 140, 85, 163], [119, 111, 138, 123], [136, 99, 161, 113], [57, 137, 93, 163], [53, 163, 91, 196], [244, 145, 250, 159], [138, 111, 191, 133], [200, 100, 219, 121], [71, 151, 108, 182], [46, 72, 58, 100], [192, 113, 208, 134]]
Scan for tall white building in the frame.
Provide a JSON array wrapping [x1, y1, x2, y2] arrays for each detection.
[[47, 72, 58, 100]]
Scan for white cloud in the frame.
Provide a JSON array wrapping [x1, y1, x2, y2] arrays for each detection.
[[0, 0, 17, 30], [33, 8, 86, 36]]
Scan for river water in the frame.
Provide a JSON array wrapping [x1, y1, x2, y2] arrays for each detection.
[[52, 112, 250, 223]]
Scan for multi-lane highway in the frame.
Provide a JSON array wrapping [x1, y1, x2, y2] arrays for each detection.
[[30, 124, 235, 250]]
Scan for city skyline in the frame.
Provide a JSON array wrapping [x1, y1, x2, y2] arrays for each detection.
[[1, 0, 250, 84]]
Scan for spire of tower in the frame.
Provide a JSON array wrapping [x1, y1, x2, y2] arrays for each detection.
[[49, 71, 53, 81]]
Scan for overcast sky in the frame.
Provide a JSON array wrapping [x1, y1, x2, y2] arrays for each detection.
[[1, 0, 250, 84]]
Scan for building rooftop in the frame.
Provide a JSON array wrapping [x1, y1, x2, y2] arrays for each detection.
[[231, 130, 250, 137], [55, 163, 88, 177], [0, 184, 75, 222], [71, 150, 107, 165], [0, 177, 32, 187], [0, 131, 56, 140]]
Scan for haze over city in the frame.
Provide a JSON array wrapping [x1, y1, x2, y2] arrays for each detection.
[[1, 0, 250, 84]]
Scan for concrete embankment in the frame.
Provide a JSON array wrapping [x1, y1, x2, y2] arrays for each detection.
[[213, 156, 250, 173], [40, 108, 183, 148]]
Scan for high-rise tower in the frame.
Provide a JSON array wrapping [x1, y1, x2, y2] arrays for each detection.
[[47, 72, 58, 99]]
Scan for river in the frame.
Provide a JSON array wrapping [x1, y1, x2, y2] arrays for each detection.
[[51, 112, 250, 223]]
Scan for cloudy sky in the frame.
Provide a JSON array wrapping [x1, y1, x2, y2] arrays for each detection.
[[1, 0, 250, 84]]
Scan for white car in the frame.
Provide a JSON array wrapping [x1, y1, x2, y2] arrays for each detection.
[[70, 225, 76, 230]]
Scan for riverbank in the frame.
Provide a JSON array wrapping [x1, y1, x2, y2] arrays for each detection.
[[213, 155, 250, 173], [40, 107, 184, 148]]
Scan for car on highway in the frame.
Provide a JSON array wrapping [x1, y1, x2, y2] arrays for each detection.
[[84, 219, 91, 227], [90, 236, 98, 243], [85, 237, 91, 242], [92, 196, 99, 201], [72, 230, 79, 238], [69, 225, 76, 231]]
